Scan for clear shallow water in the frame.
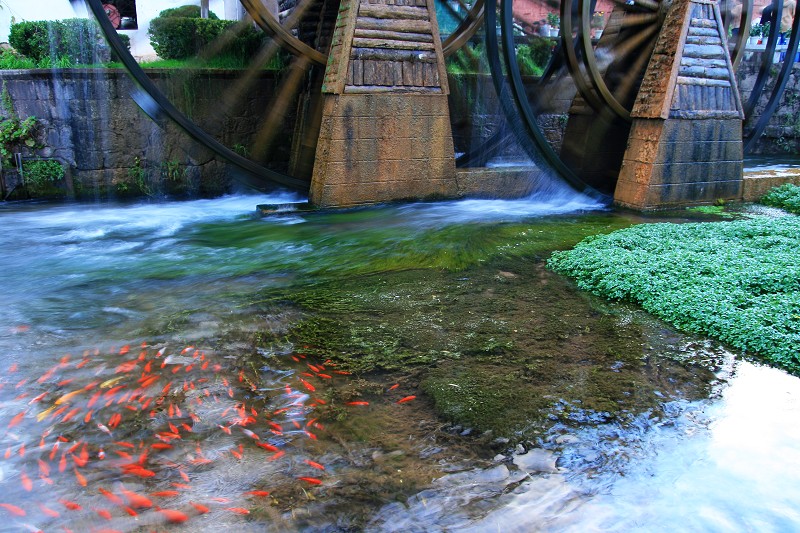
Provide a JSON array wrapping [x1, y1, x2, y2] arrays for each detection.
[[0, 192, 798, 531]]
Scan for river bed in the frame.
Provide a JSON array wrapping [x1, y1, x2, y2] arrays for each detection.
[[0, 191, 798, 531]]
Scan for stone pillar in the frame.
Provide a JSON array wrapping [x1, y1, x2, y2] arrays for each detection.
[[309, 0, 458, 207], [614, 0, 744, 209]]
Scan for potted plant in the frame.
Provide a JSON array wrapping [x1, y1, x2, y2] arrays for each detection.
[[546, 12, 560, 37], [591, 12, 605, 39]]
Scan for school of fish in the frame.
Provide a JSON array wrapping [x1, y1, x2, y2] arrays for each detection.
[[0, 341, 417, 531]]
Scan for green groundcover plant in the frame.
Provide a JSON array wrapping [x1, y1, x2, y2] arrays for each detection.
[[547, 216, 800, 375], [760, 183, 800, 214]]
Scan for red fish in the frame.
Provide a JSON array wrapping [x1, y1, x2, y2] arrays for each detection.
[[59, 499, 82, 511], [225, 507, 250, 515], [98, 488, 124, 506], [37, 503, 59, 518], [120, 488, 152, 509], [346, 401, 369, 406], [305, 459, 325, 470], [298, 477, 322, 485], [74, 468, 87, 487], [20, 471, 33, 491], [8, 411, 25, 429], [244, 490, 270, 497], [157, 508, 189, 523], [94, 507, 112, 520], [189, 502, 209, 514], [151, 491, 180, 497], [396, 395, 416, 403], [0, 503, 25, 516]]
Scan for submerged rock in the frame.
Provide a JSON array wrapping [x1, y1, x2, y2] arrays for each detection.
[[513, 448, 559, 474]]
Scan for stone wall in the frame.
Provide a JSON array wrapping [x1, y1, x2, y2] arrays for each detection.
[[0, 68, 293, 199]]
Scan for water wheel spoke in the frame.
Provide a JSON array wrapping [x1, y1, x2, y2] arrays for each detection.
[[250, 55, 313, 161], [611, 32, 657, 103], [215, 40, 285, 121], [611, 21, 659, 60], [241, 0, 327, 65], [619, 12, 660, 29]]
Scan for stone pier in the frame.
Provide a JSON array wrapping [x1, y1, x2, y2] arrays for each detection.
[[614, 0, 745, 209], [309, 0, 458, 207]]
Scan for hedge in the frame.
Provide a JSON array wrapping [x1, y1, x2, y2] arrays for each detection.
[[148, 17, 267, 61], [8, 18, 129, 65]]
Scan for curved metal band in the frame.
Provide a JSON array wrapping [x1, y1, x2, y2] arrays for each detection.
[[85, 0, 309, 191], [578, 0, 633, 121], [560, 0, 609, 112], [442, 0, 486, 57], [484, 0, 608, 199], [743, 0, 783, 118], [240, 0, 328, 66], [745, 5, 800, 152], [725, 0, 753, 70]]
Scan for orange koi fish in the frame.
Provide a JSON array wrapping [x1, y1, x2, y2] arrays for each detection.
[[37, 503, 59, 518], [120, 488, 152, 509], [225, 507, 250, 515], [305, 459, 325, 470], [8, 411, 25, 429], [157, 508, 189, 523], [0, 503, 25, 516], [189, 502, 209, 514], [94, 507, 112, 520], [346, 401, 369, 406], [98, 487, 124, 506], [37, 459, 50, 477], [396, 395, 416, 403], [298, 477, 322, 485], [244, 490, 270, 497], [151, 491, 180, 497], [59, 499, 82, 511], [20, 471, 33, 491], [74, 468, 87, 487]]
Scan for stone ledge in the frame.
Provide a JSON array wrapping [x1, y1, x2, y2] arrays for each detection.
[[742, 168, 800, 201]]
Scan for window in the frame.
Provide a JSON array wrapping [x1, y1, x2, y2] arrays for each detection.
[[104, 0, 138, 30]]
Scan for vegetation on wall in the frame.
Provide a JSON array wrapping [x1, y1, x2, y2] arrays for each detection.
[[21, 159, 65, 197], [0, 82, 38, 167], [548, 216, 800, 375]]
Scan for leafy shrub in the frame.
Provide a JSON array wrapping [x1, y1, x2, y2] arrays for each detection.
[[158, 5, 219, 19], [148, 17, 266, 61], [8, 18, 114, 65], [22, 159, 65, 197], [516, 39, 554, 76], [547, 217, 800, 375], [760, 183, 800, 214]]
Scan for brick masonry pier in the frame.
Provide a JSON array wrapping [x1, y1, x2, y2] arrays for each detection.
[[309, 0, 459, 207], [614, 0, 745, 209]]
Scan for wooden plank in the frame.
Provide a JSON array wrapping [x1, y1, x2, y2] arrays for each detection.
[[358, 4, 429, 19], [350, 47, 437, 61], [354, 29, 434, 42], [356, 17, 432, 33], [352, 37, 436, 50]]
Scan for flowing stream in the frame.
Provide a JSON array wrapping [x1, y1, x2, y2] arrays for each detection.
[[0, 190, 798, 531]]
